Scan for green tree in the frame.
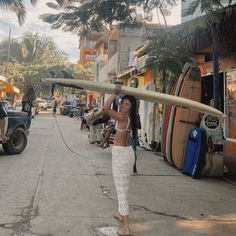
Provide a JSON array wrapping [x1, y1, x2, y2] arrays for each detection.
[[40, 0, 178, 34], [0, 0, 38, 25]]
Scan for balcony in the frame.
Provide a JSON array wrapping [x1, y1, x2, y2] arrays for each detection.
[[96, 54, 108, 63], [97, 52, 118, 83]]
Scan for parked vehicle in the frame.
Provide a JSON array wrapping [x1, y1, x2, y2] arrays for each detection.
[[61, 101, 73, 115], [1, 110, 29, 155], [69, 106, 81, 118], [12, 100, 36, 118], [46, 99, 53, 108], [37, 98, 47, 111]]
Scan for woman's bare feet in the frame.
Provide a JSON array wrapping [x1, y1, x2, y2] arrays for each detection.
[[113, 212, 122, 222], [117, 228, 130, 236], [102, 143, 110, 149]]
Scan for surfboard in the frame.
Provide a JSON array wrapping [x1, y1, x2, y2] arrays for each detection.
[[166, 63, 192, 164], [139, 82, 156, 150], [161, 76, 179, 160], [171, 66, 202, 169], [42, 78, 224, 118]]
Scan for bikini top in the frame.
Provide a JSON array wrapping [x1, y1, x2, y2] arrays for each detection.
[[115, 115, 131, 132]]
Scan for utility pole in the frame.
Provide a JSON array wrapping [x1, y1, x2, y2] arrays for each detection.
[[7, 28, 12, 64], [5, 28, 12, 83]]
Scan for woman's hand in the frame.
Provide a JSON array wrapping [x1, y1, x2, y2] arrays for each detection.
[[114, 84, 122, 95]]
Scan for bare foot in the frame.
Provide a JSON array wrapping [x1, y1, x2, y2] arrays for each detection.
[[102, 144, 110, 149], [117, 228, 130, 236], [113, 212, 122, 222]]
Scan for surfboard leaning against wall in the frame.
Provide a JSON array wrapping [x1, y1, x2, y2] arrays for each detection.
[[171, 66, 202, 170]]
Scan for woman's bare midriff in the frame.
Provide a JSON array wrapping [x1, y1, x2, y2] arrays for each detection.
[[113, 131, 130, 146]]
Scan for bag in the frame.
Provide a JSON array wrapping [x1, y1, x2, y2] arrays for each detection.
[[202, 153, 224, 177], [87, 110, 109, 125]]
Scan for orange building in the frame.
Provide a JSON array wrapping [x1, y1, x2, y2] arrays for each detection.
[[79, 33, 103, 65]]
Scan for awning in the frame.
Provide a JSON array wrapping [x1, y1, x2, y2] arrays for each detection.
[[0, 81, 20, 93]]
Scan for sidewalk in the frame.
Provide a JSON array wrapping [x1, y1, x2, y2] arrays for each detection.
[[52, 115, 236, 236], [94, 142, 236, 235]]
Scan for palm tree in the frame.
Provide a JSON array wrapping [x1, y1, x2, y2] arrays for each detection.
[[0, 33, 65, 64], [0, 0, 38, 25]]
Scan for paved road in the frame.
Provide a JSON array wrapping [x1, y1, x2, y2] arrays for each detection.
[[0, 112, 235, 236]]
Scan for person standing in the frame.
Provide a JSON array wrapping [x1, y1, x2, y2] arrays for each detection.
[[22, 94, 33, 128], [53, 98, 58, 117], [0, 99, 8, 142], [103, 85, 137, 236]]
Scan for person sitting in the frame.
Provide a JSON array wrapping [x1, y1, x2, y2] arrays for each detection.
[[97, 119, 116, 149]]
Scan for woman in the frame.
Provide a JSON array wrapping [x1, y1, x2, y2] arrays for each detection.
[[53, 98, 58, 117], [22, 94, 33, 128], [103, 85, 137, 236]]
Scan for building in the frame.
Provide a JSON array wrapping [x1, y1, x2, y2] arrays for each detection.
[[181, 1, 236, 169]]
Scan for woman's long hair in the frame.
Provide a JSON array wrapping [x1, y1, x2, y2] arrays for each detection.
[[121, 95, 137, 137]]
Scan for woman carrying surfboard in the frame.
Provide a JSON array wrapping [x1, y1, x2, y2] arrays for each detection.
[[103, 84, 137, 236]]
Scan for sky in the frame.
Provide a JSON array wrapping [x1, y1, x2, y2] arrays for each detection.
[[0, 0, 181, 63]]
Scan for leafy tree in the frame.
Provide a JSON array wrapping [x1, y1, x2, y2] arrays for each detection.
[[40, 0, 178, 34], [0, 0, 38, 25]]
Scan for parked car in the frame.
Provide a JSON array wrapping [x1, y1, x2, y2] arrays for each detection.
[[69, 106, 81, 118], [46, 99, 53, 108], [1, 110, 29, 155], [61, 101, 73, 115], [13, 100, 36, 118], [37, 98, 47, 111]]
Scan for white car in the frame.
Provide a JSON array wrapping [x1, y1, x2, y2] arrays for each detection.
[[14, 100, 36, 118], [37, 98, 47, 111]]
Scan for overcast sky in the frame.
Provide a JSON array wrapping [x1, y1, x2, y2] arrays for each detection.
[[0, 0, 181, 63]]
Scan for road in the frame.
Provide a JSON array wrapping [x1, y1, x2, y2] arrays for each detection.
[[0, 111, 235, 236]]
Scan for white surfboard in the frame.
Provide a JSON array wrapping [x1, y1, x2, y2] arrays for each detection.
[[42, 78, 225, 118]]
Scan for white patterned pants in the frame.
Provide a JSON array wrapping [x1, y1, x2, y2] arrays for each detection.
[[112, 146, 135, 216]]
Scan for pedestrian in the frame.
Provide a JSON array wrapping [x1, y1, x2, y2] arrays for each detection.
[[103, 85, 137, 236], [0, 99, 8, 142], [53, 98, 58, 117], [22, 94, 33, 128]]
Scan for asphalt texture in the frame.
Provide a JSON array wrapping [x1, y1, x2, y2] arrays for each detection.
[[0, 111, 235, 236]]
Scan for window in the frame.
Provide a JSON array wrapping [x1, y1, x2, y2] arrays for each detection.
[[84, 40, 96, 49], [85, 54, 96, 60], [225, 70, 236, 140]]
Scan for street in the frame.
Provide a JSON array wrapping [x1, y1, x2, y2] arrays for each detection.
[[0, 111, 235, 236]]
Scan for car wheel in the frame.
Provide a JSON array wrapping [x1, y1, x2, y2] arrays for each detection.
[[2, 127, 27, 155]]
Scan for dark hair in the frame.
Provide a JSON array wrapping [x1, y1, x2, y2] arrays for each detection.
[[121, 95, 137, 137]]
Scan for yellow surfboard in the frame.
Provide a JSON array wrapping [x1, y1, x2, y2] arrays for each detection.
[[42, 78, 225, 118]]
